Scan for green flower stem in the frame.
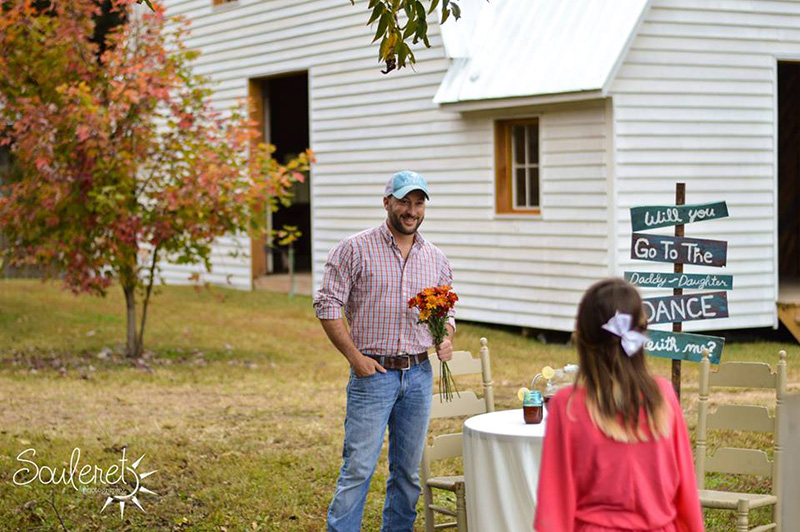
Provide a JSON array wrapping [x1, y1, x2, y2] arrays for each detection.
[[428, 316, 459, 402]]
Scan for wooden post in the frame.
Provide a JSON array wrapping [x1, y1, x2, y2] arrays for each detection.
[[695, 348, 710, 489], [774, 349, 787, 531], [672, 183, 685, 398], [479, 337, 495, 413]]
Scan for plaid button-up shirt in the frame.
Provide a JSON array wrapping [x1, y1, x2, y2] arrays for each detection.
[[313, 222, 455, 357]]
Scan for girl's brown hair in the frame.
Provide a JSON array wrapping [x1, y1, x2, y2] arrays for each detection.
[[572, 278, 670, 442]]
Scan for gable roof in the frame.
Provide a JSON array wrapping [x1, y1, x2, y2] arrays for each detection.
[[434, 0, 651, 108]]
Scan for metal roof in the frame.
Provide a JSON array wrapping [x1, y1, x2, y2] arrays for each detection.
[[434, 0, 651, 106]]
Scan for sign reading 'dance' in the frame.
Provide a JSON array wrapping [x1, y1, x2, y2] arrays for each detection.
[[625, 271, 733, 291], [645, 330, 724, 364], [643, 292, 729, 325], [631, 233, 727, 267], [630, 201, 729, 232]]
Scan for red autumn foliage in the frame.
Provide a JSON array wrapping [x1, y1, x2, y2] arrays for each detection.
[[0, 0, 313, 356]]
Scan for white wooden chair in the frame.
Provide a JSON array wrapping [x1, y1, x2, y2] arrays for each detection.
[[421, 337, 494, 532], [695, 349, 787, 532]]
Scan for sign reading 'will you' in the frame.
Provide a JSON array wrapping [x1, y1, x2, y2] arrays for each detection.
[[630, 202, 729, 232]]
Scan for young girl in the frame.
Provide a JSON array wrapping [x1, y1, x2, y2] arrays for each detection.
[[534, 278, 704, 532]]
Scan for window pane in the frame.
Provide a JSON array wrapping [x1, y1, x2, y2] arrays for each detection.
[[516, 168, 527, 207], [527, 124, 539, 164], [528, 167, 540, 207], [513, 126, 525, 165]]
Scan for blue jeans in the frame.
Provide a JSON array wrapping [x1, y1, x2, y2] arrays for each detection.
[[327, 359, 433, 532]]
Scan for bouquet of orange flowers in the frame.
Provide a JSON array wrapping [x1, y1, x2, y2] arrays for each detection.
[[408, 286, 459, 402]]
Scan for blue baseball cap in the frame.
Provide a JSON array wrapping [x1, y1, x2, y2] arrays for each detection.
[[384, 171, 429, 200]]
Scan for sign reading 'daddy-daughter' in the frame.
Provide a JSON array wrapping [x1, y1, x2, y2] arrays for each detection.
[[625, 272, 733, 291]]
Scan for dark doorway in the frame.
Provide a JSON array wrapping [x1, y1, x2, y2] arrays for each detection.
[[249, 72, 311, 276], [778, 62, 800, 283]]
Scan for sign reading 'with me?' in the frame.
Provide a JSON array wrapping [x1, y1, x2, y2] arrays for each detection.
[[630, 201, 729, 232], [631, 233, 727, 267], [643, 292, 729, 325], [645, 330, 725, 364]]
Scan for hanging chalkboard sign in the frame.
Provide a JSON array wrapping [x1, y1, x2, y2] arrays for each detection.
[[628, 188, 730, 397]]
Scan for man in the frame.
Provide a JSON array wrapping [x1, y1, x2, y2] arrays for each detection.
[[313, 170, 455, 532]]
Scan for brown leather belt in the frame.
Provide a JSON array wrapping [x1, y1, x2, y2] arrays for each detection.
[[364, 352, 428, 370]]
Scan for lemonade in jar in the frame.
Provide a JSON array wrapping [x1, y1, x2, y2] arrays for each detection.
[[519, 364, 579, 412]]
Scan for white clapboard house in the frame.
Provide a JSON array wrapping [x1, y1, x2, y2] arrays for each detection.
[[160, 0, 800, 339]]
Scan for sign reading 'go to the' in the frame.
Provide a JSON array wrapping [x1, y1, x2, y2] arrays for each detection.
[[631, 233, 727, 267]]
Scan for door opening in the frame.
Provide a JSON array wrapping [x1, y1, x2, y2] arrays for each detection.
[[776, 61, 800, 342], [249, 72, 311, 277]]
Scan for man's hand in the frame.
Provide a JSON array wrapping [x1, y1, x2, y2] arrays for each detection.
[[436, 338, 454, 362], [351, 354, 387, 377]]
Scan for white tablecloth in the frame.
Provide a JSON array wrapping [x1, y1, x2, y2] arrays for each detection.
[[463, 408, 548, 532]]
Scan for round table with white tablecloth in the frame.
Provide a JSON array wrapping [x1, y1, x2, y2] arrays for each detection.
[[462, 408, 549, 532]]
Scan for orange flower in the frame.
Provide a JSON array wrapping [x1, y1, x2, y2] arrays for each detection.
[[408, 286, 458, 323], [407, 285, 460, 402]]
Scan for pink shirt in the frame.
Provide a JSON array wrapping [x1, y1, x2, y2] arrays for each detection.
[[534, 377, 704, 532], [313, 222, 454, 357]]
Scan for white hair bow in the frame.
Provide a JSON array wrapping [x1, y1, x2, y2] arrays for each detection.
[[601, 311, 648, 357]]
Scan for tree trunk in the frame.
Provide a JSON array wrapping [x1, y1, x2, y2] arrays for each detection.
[[123, 284, 140, 358], [135, 245, 160, 360]]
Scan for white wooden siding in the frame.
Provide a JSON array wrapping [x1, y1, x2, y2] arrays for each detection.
[[156, 234, 252, 291], [160, 0, 791, 334], [158, 0, 614, 330], [312, 94, 612, 332], [609, 0, 793, 331], [157, 0, 368, 291]]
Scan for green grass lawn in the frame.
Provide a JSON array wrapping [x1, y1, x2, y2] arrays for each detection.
[[0, 279, 797, 531]]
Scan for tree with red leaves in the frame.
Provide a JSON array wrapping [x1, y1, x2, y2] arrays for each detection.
[[0, 0, 312, 357]]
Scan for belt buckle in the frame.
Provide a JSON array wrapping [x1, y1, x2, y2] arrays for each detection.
[[400, 354, 411, 371]]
